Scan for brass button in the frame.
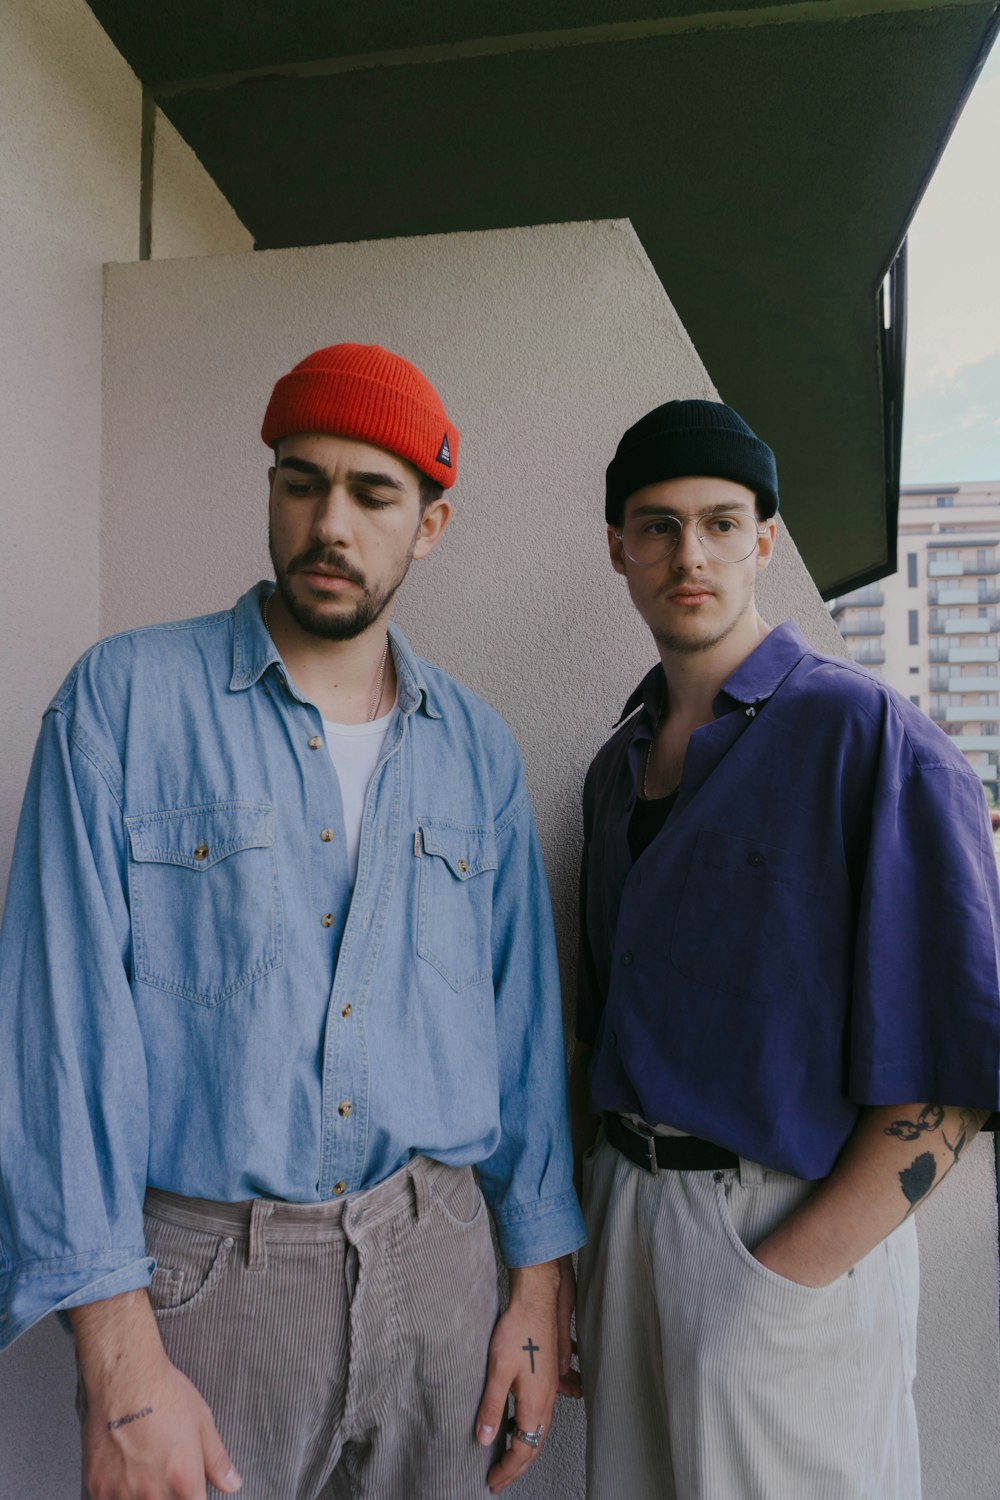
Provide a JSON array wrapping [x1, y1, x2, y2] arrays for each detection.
[[457, 858, 469, 874], [338, 1100, 353, 1118], [333, 1181, 346, 1196], [321, 913, 334, 928], [193, 843, 209, 861], [320, 828, 334, 842], [341, 1003, 352, 1018], [308, 735, 322, 750]]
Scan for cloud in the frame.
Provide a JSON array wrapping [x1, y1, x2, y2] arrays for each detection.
[[905, 45, 1000, 400], [902, 350, 1000, 483]]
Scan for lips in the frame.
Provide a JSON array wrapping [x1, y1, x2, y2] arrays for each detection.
[[666, 587, 715, 604], [290, 551, 365, 589]]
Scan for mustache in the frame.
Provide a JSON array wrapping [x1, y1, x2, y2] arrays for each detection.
[[287, 547, 366, 588]]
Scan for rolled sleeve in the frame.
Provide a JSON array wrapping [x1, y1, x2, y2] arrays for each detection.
[[2, 1254, 153, 1351], [474, 793, 586, 1266], [850, 762, 1000, 1108], [0, 703, 151, 1349]]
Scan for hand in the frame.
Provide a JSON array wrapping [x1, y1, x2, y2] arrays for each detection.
[[555, 1254, 581, 1399], [71, 1291, 241, 1500], [82, 1361, 241, 1500], [475, 1260, 559, 1494]]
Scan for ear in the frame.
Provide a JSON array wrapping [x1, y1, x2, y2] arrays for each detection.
[[608, 524, 628, 576], [412, 498, 453, 559], [756, 517, 777, 572], [267, 464, 276, 498]]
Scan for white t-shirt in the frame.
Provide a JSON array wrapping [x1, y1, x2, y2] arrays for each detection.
[[322, 704, 399, 886]]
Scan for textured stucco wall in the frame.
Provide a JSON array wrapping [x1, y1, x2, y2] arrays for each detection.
[[0, 2, 250, 1493]]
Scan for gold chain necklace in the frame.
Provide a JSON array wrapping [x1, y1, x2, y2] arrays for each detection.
[[263, 592, 390, 722]]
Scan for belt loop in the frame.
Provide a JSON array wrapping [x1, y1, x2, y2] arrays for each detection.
[[409, 1161, 430, 1222], [738, 1157, 764, 1188], [248, 1199, 276, 1272]]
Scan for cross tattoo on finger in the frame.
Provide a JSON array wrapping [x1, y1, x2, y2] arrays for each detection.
[[522, 1338, 539, 1373]]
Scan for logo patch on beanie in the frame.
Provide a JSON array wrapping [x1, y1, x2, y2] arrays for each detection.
[[436, 432, 452, 468]]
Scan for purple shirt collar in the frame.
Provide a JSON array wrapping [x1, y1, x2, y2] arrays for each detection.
[[615, 619, 811, 728]]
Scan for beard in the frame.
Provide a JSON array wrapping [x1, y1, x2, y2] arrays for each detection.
[[269, 534, 416, 641]]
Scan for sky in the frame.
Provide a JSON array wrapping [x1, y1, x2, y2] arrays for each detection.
[[902, 40, 1000, 484]]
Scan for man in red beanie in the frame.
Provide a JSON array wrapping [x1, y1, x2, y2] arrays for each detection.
[[0, 344, 584, 1499]]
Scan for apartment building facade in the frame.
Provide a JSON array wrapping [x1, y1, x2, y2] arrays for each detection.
[[829, 480, 1000, 802]]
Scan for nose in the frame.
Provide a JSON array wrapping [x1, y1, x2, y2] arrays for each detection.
[[671, 516, 707, 570], [309, 486, 354, 549]]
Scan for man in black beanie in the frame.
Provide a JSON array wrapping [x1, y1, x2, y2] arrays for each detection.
[[571, 398, 1000, 1498]]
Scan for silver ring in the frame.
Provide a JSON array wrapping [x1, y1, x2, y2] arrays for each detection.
[[513, 1422, 544, 1450]]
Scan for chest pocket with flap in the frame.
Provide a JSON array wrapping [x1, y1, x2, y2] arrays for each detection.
[[416, 820, 498, 993], [126, 801, 282, 1007]]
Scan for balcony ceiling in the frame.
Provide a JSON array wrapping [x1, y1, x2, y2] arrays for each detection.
[[84, 0, 998, 595]]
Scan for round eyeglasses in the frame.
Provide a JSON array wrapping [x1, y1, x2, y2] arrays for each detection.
[[616, 511, 766, 567]]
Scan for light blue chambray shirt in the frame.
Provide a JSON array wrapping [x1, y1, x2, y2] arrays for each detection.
[[0, 584, 584, 1349]]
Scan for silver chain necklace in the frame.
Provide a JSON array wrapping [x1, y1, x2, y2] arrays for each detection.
[[263, 592, 390, 722]]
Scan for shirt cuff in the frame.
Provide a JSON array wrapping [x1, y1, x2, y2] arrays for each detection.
[[1, 1253, 154, 1352], [492, 1194, 586, 1268]]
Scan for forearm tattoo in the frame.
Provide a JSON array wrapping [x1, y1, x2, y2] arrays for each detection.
[[107, 1407, 153, 1432], [885, 1105, 988, 1217]]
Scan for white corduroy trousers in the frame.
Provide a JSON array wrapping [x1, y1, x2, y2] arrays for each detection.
[[577, 1134, 920, 1500]]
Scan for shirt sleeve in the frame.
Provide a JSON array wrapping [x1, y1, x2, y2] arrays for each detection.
[[474, 792, 586, 1267], [0, 704, 153, 1350], [849, 760, 1000, 1108]]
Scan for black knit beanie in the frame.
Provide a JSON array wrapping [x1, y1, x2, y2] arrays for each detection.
[[605, 400, 779, 525]]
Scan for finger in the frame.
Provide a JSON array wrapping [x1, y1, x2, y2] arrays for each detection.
[[557, 1366, 583, 1399], [475, 1362, 511, 1447], [201, 1413, 242, 1493], [556, 1263, 575, 1379], [487, 1400, 551, 1493]]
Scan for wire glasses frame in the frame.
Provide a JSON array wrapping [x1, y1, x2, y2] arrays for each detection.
[[615, 511, 768, 567]]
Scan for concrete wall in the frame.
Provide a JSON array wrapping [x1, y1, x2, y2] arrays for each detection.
[[0, 2, 249, 1492]]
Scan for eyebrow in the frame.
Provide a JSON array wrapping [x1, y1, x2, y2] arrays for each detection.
[[627, 502, 753, 519], [277, 457, 406, 491]]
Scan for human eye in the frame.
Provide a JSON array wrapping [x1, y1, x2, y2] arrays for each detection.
[[283, 478, 316, 497], [355, 490, 392, 511], [705, 514, 741, 535], [642, 517, 677, 537]]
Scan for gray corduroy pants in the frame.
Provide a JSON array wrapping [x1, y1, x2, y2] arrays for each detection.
[[577, 1133, 921, 1500], [88, 1159, 501, 1499]]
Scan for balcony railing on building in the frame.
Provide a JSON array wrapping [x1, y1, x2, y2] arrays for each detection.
[[928, 615, 1000, 634], [929, 644, 1000, 663], [838, 620, 885, 636], [928, 560, 1000, 577], [829, 590, 884, 616]]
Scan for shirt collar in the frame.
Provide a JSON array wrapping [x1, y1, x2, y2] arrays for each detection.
[[229, 582, 441, 718], [615, 619, 810, 727]]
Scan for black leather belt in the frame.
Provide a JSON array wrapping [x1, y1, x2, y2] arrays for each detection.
[[604, 1112, 739, 1174]]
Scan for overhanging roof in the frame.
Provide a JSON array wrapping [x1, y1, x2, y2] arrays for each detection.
[[85, 0, 999, 596]]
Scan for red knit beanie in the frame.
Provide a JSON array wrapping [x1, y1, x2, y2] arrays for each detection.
[[261, 343, 459, 489]]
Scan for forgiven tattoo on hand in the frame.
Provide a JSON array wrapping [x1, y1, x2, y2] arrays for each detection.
[[522, 1338, 539, 1374], [108, 1407, 153, 1432]]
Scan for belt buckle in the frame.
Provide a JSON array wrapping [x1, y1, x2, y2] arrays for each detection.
[[629, 1117, 658, 1177]]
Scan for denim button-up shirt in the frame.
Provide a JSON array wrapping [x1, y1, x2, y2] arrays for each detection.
[[0, 584, 583, 1348]]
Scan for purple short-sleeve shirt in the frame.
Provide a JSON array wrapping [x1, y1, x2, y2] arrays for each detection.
[[578, 621, 1000, 1179]]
